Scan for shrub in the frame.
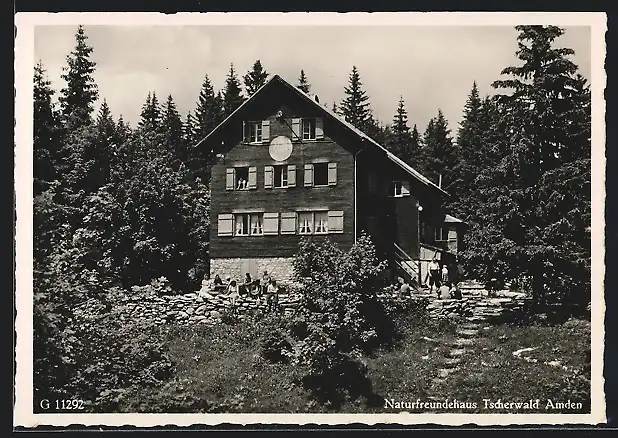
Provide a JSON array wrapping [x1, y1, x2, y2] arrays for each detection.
[[287, 234, 391, 405]]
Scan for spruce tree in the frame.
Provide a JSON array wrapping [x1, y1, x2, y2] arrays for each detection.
[[161, 94, 184, 162], [297, 69, 311, 93], [339, 66, 374, 134], [195, 74, 223, 139], [465, 25, 591, 306], [33, 61, 62, 193], [59, 25, 99, 132], [421, 110, 458, 190], [243, 60, 269, 97], [386, 96, 414, 166], [138, 91, 162, 133], [91, 99, 116, 187], [223, 63, 245, 117]]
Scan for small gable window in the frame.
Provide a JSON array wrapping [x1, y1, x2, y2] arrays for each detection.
[[249, 122, 262, 143], [392, 180, 410, 197], [302, 118, 316, 140]]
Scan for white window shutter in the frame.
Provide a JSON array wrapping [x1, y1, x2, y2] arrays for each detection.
[[263, 213, 279, 235], [264, 165, 274, 189], [287, 165, 296, 187], [248, 166, 257, 189], [262, 120, 270, 143], [217, 213, 234, 236], [280, 212, 297, 235], [328, 162, 337, 186], [315, 118, 324, 140], [401, 180, 410, 196], [225, 168, 235, 190], [304, 164, 313, 187], [291, 118, 301, 141], [328, 210, 344, 233]]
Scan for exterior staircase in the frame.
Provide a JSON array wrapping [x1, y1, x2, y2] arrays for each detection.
[[393, 243, 421, 288]]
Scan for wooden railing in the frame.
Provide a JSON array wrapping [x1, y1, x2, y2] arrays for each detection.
[[393, 242, 421, 286]]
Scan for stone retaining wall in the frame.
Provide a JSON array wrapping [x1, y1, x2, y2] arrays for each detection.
[[74, 280, 529, 326]]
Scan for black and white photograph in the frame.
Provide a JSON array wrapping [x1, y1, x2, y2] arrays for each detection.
[[14, 12, 606, 427]]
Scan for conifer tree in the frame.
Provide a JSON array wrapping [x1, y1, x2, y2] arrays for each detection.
[[465, 25, 591, 306], [195, 74, 223, 139], [138, 91, 162, 133], [297, 69, 311, 93], [91, 99, 116, 187], [339, 66, 374, 134], [59, 25, 99, 132], [386, 96, 414, 166], [161, 94, 184, 162], [243, 60, 269, 97], [223, 63, 245, 117], [34, 61, 62, 193], [421, 110, 458, 190]]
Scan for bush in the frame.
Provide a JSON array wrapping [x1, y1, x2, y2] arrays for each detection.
[[286, 234, 391, 406]]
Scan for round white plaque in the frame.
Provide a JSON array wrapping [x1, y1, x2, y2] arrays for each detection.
[[268, 136, 293, 162]]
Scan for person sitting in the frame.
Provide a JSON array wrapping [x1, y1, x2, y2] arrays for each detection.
[[242, 272, 252, 295], [399, 277, 411, 296]]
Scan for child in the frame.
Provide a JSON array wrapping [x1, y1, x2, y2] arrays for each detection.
[[441, 264, 449, 285], [227, 280, 240, 310]]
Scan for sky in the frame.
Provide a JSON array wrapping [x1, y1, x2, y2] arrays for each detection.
[[33, 24, 591, 134]]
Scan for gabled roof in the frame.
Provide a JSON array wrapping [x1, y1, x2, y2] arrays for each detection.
[[445, 214, 467, 225], [196, 74, 448, 196]]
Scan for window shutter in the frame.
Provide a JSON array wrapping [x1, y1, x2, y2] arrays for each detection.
[[225, 168, 235, 190], [287, 165, 296, 187], [401, 180, 410, 196], [328, 210, 344, 233], [261, 120, 270, 143], [264, 165, 274, 189], [315, 118, 324, 140], [291, 118, 301, 141], [248, 166, 257, 189], [328, 162, 338, 186], [304, 164, 314, 187], [263, 212, 279, 235], [280, 212, 297, 235], [217, 213, 234, 236]]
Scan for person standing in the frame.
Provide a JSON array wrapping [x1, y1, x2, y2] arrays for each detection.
[[227, 279, 240, 313], [266, 279, 279, 313], [428, 257, 441, 296]]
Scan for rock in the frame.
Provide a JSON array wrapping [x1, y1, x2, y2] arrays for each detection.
[[210, 310, 222, 319], [195, 305, 207, 315]]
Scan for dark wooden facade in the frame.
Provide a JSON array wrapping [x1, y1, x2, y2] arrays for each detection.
[[202, 75, 462, 282], [208, 81, 360, 259]]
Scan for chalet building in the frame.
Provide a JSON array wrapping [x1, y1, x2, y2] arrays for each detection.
[[197, 75, 466, 285]]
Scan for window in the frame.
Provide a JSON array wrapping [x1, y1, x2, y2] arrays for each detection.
[[435, 227, 448, 241], [235, 214, 249, 236], [392, 180, 410, 197], [248, 122, 262, 143], [298, 212, 313, 234], [235, 167, 249, 190], [314, 211, 328, 234], [393, 181, 403, 197], [274, 165, 289, 188], [302, 118, 316, 140], [250, 214, 263, 236], [234, 213, 263, 236], [313, 163, 329, 186]]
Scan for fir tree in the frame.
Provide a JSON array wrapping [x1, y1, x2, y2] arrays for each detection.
[[59, 25, 99, 131], [243, 60, 269, 97], [339, 66, 374, 133], [195, 74, 223, 139], [421, 110, 458, 190], [161, 94, 184, 162], [297, 69, 311, 93], [138, 91, 162, 133], [386, 96, 414, 166], [223, 63, 245, 117], [34, 61, 62, 193], [465, 25, 591, 306]]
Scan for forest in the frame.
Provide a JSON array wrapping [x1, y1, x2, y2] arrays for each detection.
[[32, 25, 592, 411]]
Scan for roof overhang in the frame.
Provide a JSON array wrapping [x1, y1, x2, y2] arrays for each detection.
[[195, 74, 448, 197]]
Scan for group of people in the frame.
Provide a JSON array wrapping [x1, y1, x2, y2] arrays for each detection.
[[212, 270, 280, 312], [426, 256, 464, 299], [236, 178, 248, 190]]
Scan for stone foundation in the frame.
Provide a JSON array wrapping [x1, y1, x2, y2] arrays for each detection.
[[210, 257, 295, 283]]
